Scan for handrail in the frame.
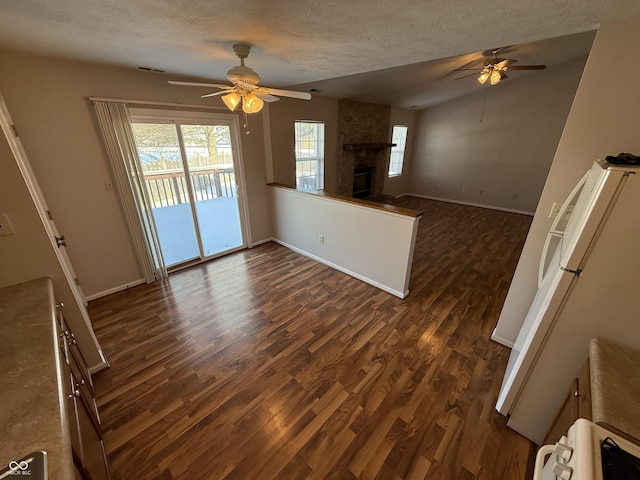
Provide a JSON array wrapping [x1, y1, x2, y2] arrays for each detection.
[[143, 166, 236, 208]]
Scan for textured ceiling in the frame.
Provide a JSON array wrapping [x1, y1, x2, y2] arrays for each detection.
[[0, 1, 638, 108]]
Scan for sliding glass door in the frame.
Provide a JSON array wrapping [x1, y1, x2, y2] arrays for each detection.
[[130, 109, 246, 268], [180, 124, 243, 258]]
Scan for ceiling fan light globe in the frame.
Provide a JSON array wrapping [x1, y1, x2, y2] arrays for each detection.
[[242, 93, 264, 114], [222, 92, 241, 111], [490, 69, 502, 85], [478, 71, 490, 84]]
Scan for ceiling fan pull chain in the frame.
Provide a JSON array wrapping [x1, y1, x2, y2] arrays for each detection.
[[243, 111, 250, 135]]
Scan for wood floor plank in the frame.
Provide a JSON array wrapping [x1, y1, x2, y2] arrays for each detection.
[[89, 197, 536, 479]]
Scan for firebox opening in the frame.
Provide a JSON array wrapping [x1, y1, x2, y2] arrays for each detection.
[[353, 166, 373, 198]]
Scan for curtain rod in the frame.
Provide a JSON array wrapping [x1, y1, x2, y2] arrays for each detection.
[[88, 96, 228, 111]]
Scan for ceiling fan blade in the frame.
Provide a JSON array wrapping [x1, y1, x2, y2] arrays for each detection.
[[450, 58, 483, 73], [235, 80, 258, 90], [505, 65, 547, 70], [262, 88, 312, 100], [168, 81, 231, 88], [255, 92, 280, 102], [455, 72, 480, 80], [201, 91, 227, 98]]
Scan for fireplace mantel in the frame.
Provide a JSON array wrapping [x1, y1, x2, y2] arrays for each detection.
[[343, 143, 396, 151]]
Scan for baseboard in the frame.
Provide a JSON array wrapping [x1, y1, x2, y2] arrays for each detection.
[[88, 350, 111, 375], [402, 193, 535, 216], [272, 239, 408, 299], [85, 240, 276, 301], [491, 328, 515, 348], [249, 237, 274, 248], [85, 278, 146, 302]]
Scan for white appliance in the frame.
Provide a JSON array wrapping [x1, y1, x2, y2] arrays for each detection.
[[534, 419, 640, 480], [496, 159, 640, 444]]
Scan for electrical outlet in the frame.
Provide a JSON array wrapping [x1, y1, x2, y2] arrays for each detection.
[[0, 213, 15, 236], [319, 235, 325, 245]]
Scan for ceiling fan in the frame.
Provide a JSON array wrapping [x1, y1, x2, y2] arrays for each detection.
[[455, 48, 547, 85], [168, 44, 312, 114]]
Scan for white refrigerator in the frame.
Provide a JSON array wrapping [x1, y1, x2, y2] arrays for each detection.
[[496, 159, 640, 444]]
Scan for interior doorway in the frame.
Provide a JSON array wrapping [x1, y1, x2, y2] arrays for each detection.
[[129, 109, 247, 269]]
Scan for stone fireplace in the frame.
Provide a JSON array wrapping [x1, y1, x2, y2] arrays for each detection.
[[337, 99, 392, 199]]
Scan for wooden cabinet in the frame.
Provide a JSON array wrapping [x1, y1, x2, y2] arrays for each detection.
[[57, 304, 111, 480], [543, 359, 592, 444]]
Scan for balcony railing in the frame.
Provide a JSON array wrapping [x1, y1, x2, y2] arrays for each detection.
[[143, 165, 236, 208]]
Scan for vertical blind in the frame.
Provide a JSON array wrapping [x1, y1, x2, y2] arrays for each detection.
[[92, 101, 167, 283]]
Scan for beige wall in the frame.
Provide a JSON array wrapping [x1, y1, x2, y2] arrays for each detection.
[[407, 55, 589, 214], [493, 15, 640, 344], [0, 48, 271, 298], [268, 97, 418, 198], [268, 96, 339, 192], [0, 132, 66, 288], [0, 129, 104, 368], [384, 108, 418, 197]]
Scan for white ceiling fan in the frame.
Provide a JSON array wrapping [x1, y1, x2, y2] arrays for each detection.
[[168, 44, 312, 114], [454, 47, 547, 85]]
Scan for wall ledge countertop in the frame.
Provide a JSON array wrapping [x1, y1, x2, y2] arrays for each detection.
[[0, 276, 74, 478], [590, 337, 640, 444], [267, 183, 423, 219]]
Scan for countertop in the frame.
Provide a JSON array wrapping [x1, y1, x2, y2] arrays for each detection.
[[0, 277, 74, 478], [267, 183, 423, 219], [590, 337, 640, 444]]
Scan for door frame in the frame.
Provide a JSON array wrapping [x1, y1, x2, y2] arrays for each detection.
[[0, 92, 108, 371], [128, 108, 252, 267]]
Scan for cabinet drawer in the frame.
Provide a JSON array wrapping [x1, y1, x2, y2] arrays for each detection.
[[74, 391, 110, 480], [56, 303, 111, 480], [543, 359, 592, 444]]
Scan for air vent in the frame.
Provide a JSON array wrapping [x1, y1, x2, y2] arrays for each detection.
[[136, 66, 166, 73]]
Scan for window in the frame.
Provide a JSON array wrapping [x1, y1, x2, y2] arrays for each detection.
[[388, 125, 408, 177], [294, 121, 324, 191]]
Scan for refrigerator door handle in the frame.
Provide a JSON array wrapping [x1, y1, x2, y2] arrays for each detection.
[[560, 266, 582, 276]]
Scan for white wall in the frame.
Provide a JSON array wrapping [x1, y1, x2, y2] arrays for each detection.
[[269, 185, 419, 297], [383, 108, 418, 198], [0, 48, 271, 298], [493, 15, 640, 345], [407, 55, 590, 214]]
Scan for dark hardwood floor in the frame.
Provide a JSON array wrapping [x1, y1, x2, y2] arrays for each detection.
[[89, 197, 536, 480]]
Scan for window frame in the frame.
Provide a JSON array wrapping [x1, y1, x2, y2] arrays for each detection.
[[388, 125, 408, 178], [294, 120, 325, 191]]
